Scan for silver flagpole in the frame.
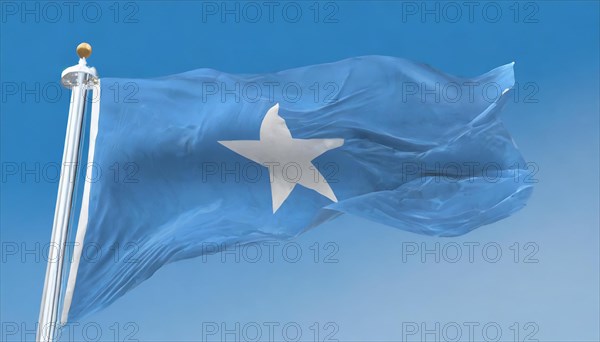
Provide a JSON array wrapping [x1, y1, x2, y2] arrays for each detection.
[[37, 43, 98, 342]]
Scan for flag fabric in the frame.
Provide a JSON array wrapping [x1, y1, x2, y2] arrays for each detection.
[[62, 56, 532, 322]]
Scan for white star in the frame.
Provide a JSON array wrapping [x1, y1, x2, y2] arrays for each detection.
[[219, 103, 344, 213]]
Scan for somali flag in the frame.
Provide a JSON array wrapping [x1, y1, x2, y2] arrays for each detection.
[[62, 56, 532, 322]]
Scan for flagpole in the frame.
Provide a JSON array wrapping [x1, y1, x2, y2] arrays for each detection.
[[37, 43, 98, 342]]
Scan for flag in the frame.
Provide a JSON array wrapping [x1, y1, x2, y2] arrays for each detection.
[[62, 56, 532, 322]]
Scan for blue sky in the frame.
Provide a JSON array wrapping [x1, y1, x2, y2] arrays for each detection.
[[1, 1, 599, 341]]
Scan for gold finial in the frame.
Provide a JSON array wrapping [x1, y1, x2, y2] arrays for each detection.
[[76, 42, 92, 59]]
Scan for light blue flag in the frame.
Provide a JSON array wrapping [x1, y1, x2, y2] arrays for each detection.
[[62, 56, 532, 322]]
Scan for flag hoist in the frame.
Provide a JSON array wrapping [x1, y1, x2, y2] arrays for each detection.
[[37, 43, 98, 342]]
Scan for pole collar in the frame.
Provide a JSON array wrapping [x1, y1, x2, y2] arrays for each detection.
[[61, 42, 99, 89]]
